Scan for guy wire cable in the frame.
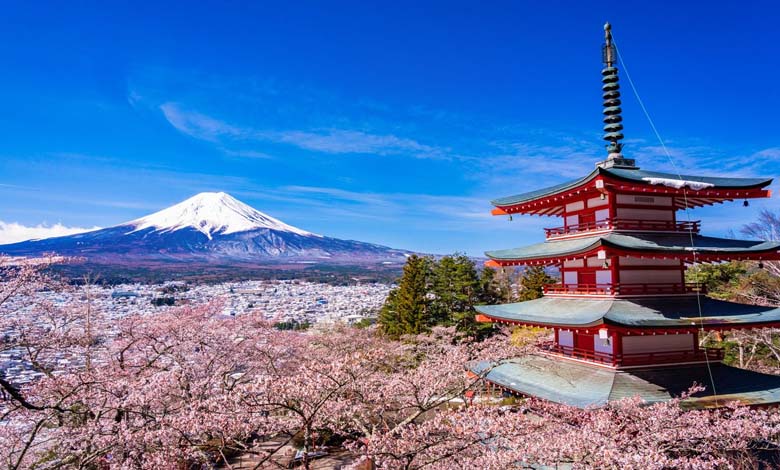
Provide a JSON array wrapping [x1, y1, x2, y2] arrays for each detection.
[[611, 33, 719, 402]]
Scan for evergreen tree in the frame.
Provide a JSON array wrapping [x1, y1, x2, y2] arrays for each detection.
[[378, 288, 402, 338], [431, 254, 483, 335], [379, 255, 432, 338], [518, 266, 555, 301], [477, 267, 512, 305]]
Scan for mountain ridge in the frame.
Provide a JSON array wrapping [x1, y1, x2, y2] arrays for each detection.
[[0, 192, 410, 267]]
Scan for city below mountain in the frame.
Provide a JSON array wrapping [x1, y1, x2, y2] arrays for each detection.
[[0, 192, 411, 270]]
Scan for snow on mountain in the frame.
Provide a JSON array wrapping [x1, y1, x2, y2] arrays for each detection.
[[125, 192, 320, 239], [0, 192, 409, 266]]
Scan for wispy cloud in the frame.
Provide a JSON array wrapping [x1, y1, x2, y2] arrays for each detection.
[[160, 102, 447, 159], [267, 129, 443, 156], [0, 221, 101, 245], [274, 185, 497, 227], [160, 103, 244, 142], [221, 148, 274, 159]]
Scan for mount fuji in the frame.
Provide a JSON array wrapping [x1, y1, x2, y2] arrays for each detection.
[[0, 192, 410, 266]]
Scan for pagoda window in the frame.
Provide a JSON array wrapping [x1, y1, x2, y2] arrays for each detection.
[[562, 270, 578, 286]]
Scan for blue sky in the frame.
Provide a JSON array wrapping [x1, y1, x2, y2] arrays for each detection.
[[1, 1, 779, 255]]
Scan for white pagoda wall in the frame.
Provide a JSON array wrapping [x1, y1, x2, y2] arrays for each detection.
[[615, 207, 674, 221], [615, 195, 673, 207], [620, 269, 681, 284], [595, 270, 612, 285], [615, 194, 674, 221], [558, 330, 574, 347], [619, 257, 680, 266], [622, 334, 695, 354], [594, 334, 613, 355]]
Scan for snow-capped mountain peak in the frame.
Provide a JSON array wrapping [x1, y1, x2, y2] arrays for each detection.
[[126, 192, 320, 239]]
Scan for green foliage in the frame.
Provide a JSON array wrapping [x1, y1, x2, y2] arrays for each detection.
[[477, 267, 512, 305], [379, 255, 433, 339], [352, 317, 375, 329], [380, 255, 513, 339], [510, 325, 551, 347], [686, 262, 748, 299], [430, 254, 479, 328], [274, 320, 311, 331], [518, 266, 555, 301]]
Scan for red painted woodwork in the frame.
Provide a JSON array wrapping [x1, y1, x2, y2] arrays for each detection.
[[544, 219, 700, 238], [486, 245, 780, 268], [544, 282, 702, 296], [542, 342, 724, 367], [574, 332, 594, 352], [492, 176, 771, 216], [473, 310, 780, 333], [482, 168, 778, 371], [578, 212, 596, 227], [578, 271, 596, 286]]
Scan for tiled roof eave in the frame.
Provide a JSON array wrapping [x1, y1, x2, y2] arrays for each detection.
[[485, 234, 780, 264], [490, 167, 774, 210]]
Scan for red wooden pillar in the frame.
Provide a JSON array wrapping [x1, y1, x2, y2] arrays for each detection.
[[607, 188, 617, 221], [611, 253, 620, 293], [612, 331, 623, 366]]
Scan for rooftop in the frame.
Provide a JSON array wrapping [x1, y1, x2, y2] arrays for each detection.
[[485, 232, 780, 264], [491, 167, 773, 212], [472, 355, 780, 409], [475, 296, 780, 329]]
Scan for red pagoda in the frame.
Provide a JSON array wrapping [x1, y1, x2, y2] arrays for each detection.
[[472, 23, 780, 408]]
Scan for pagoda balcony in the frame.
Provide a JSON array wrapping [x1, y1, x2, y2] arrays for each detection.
[[541, 342, 725, 367], [544, 219, 701, 239], [543, 282, 704, 297]]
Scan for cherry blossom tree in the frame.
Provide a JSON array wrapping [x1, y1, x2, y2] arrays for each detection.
[[3, 256, 780, 469]]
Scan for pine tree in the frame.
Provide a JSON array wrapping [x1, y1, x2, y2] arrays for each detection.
[[378, 288, 402, 338], [431, 254, 480, 334], [518, 266, 555, 301], [477, 267, 512, 305], [380, 254, 432, 338]]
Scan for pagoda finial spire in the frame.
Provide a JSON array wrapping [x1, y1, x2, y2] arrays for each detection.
[[597, 22, 637, 169]]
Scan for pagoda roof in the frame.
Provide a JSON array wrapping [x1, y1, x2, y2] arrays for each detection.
[[471, 355, 780, 408], [485, 232, 780, 263], [491, 167, 772, 208], [475, 296, 780, 329]]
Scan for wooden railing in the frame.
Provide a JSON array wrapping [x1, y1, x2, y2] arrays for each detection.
[[542, 342, 614, 365], [541, 342, 724, 367], [543, 283, 704, 296], [544, 219, 700, 238]]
